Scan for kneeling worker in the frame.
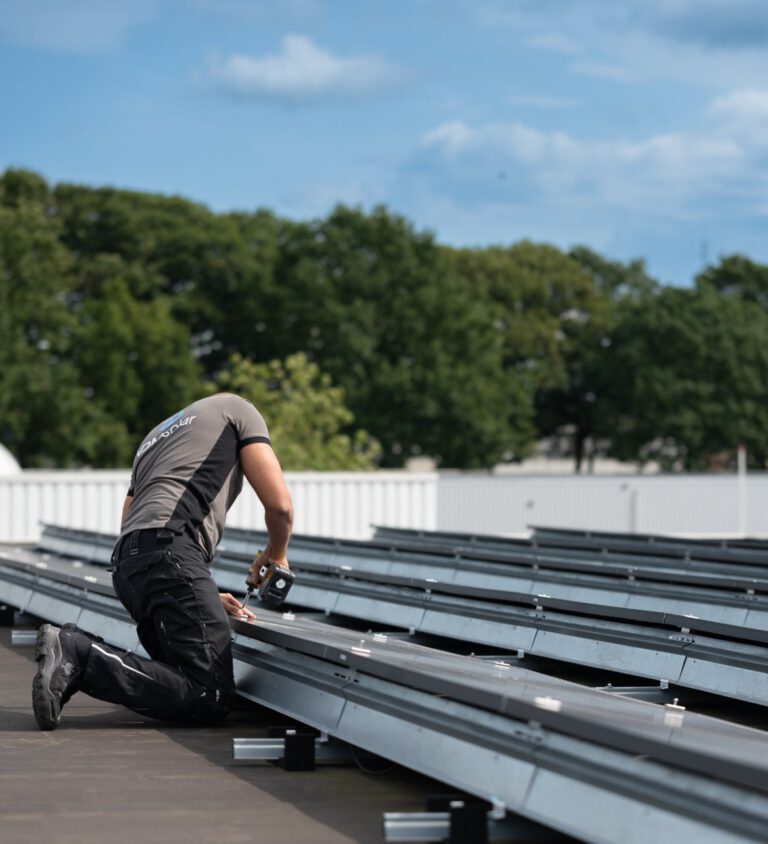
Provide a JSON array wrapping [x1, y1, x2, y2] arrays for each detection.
[[32, 392, 293, 729]]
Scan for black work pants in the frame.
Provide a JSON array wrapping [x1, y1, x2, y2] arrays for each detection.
[[77, 530, 235, 723]]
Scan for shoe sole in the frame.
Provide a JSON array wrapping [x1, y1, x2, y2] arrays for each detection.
[[32, 624, 62, 730]]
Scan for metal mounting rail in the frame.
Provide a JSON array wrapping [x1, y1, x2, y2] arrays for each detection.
[[213, 565, 768, 707], [34, 523, 768, 639], [528, 525, 768, 567], [37, 520, 768, 587], [32, 523, 768, 633], [22, 528, 768, 704], [35, 524, 117, 566], [219, 527, 768, 631], [219, 526, 768, 593], [372, 524, 768, 578], [212, 545, 768, 643], [1, 540, 768, 789], [2, 548, 768, 842]]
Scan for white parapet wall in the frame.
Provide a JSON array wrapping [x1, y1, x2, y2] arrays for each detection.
[[438, 473, 768, 537], [0, 470, 132, 543], [228, 471, 438, 540], [0, 470, 439, 543], [1, 469, 766, 544]]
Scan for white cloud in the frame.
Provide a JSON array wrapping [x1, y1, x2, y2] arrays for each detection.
[[709, 89, 768, 143], [0, 0, 156, 52], [206, 34, 407, 101], [417, 88, 766, 217], [472, 1, 768, 90]]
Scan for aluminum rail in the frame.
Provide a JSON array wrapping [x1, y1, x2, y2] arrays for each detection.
[[213, 564, 768, 707], [29, 526, 768, 702], [213, 538, 767, 644], [220, 528, 768, 631], [34, 524, 768, 641], [36, 524, 116, 566], [219, 527, 768, 595], [2, 547, 768, 843], [529, 525, 768, 567], [33, 523, 768, 633], [373, 525, 768, 577], [38, 521, 768, 586]]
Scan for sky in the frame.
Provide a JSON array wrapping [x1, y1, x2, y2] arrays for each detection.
[[1, 0, 767, 285]]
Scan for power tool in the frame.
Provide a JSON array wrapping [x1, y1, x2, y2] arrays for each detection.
[[243, 552, 295, 610]]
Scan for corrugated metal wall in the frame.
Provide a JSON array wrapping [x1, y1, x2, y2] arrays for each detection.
[[437, 473, 768, 536], [1, 470, 765, 544], [228, 471, 437, 540], [0, 471, 131, 543], [0, 470, 438, 543]]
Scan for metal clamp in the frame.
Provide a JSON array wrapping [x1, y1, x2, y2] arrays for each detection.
[[233, 732, 354, 770]]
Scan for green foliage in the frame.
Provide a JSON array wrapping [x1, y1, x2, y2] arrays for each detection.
[[569, 246, 658, 300], [263, 206, 530, 467], [604, 285, 768, 469], [210, 353, 381, 470], [53, 183, 280, 367], [540, 247, 660, 470], [696, 254, 768, 310], [451, 242, 620, 469], [71, 263, 202, 460], [0, 184, 107, 467], [0, 171, 204, 466], [4, 166, 768, 472], [452, 241, 607, 391]]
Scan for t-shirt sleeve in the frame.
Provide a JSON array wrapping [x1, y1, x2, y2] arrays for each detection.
[[227, 396, 271, 448], [127, 472, 135, 497]]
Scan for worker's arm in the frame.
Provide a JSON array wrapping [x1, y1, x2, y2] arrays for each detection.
[[121, 496, 133, 528], [239, 442, 293, 564]]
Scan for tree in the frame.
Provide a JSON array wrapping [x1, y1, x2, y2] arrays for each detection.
[[0, 179, 125, 466], [696, 254, 768, 310], [0, 168, 49, 207], [210, 353, 381, 470], [71, 258, 202, 459], [264, 206, 527, 467], [452, 242, 620, 470], [53, 183, 280, 371], [603, 286, 768, 470], [569, 246, 658, 300], [540, 247, 660, 471]]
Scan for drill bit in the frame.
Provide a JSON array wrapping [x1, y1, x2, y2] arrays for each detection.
[[240, 586, 254, 614]]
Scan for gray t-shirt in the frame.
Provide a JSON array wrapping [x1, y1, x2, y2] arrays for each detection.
[[121, 393, 270, 559]]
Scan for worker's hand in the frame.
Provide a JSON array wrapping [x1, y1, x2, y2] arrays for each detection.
[[220, 592, 256, 620], [248, 549, 291, 587]]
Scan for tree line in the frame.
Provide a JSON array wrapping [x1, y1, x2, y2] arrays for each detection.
[[2, 167, 767, 472]]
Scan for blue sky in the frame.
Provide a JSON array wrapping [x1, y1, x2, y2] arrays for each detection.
[[1, 0, 767, 285]]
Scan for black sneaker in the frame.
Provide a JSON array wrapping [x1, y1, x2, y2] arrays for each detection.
[[32, 624, 85, 730]]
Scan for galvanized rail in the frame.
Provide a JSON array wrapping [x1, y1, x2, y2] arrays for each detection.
[[23, 525, 768, 702], [1, 544, 768, 843], [374, 524, 768, 575], [32, 523, 768, 635], [529, 525, 768, 566], [220, 528, 768, 631], [33, 523, 768, 639], [38, 521, 768, 585], [220, 527, 768, 594], [209, 553, 768, 706]]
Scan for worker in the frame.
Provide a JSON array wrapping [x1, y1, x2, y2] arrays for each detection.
[[32, 393, 293, 730]]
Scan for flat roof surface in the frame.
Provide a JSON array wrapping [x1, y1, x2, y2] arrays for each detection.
[[0, 628, 439, 844]]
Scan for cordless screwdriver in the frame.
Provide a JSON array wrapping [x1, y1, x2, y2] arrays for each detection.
[[242, 552, 295, 611]]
